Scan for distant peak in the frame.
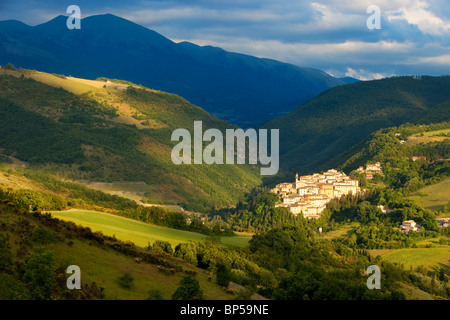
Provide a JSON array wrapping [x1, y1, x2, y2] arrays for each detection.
[[39, 14, 66, 24], [0, 19, 32, 29]]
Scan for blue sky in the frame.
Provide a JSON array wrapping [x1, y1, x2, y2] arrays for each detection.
[[1, 0, 450, 80]]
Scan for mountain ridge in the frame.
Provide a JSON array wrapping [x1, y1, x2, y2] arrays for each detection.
[[0, 13, 356, 127], [261, 75, 450, 181]]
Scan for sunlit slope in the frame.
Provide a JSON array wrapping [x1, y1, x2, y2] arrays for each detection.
[[0, 67, 262, 211]]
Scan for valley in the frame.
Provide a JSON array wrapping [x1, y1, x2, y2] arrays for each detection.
[[1, 0, 450, 307], [0, 66, 448, 301]]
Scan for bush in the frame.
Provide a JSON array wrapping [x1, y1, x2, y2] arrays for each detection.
[[32, 226, 56, 244], [117, 272, 134, 289], [216, 263, 232, 288], [147, 289, 164, 300], [0, 273, 30, 300], [152, 240, 173, 255], [3, 63, 15, 70], [22, 248, 56, 300], [172, 276, 203, 300], [0, 233, 12, 271], [157, 265, 176, 275]]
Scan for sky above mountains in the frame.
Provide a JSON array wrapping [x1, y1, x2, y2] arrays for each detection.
[[1, 0, 450, 80]]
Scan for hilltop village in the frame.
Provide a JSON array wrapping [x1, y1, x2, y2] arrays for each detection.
[[271, 169, 361, 219]]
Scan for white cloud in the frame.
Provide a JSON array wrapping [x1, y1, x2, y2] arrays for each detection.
[[386, 0, 450, 34], [344, 67, 389, 80], [416, 54, 450, 65]]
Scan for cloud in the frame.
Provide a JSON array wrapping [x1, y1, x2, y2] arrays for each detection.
[[386, 0, 450, 35], [344, 67, 389, 80]]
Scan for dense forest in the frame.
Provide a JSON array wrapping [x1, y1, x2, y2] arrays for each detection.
[[0, 67, 449, 301]]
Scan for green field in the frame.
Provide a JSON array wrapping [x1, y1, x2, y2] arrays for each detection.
[[369, 247, 450, 271], [50, 209, 251, 248], [408, 177, 450, 211], [321, 222, 360, 240], [408, 128, 450, 145]]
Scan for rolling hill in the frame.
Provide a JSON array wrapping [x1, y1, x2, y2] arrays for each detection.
[[0, 13, 355, 127], [0, 66, 262, 212], [262, 76, 450, 178], [0, 200, 245, 300], [334, 121, 450, 212]]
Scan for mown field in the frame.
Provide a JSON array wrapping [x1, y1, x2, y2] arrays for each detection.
[[50, 209, 251, 248], [408, 177, 450, 211]]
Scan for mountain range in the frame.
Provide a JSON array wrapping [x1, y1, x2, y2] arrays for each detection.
[[2, 13, 449, 196], [0, 13, 356, 127]]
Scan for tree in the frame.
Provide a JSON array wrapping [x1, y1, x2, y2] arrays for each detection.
[[152, 240, 173, 255], [4, 63, 15, 70], [174, 243, 198, 265], [0, 274, 30, 300], [22, 248, 56, 300], [0, 233, 12, 271], [216, 263, 232, 288], [172, 276, 203, 300]]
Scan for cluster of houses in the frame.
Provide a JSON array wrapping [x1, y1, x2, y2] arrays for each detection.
[[399, 218, 449, 234], [356, 162, 383, 179], [400, 220, 421, 234], [271, 169, 361, 219], [437, 218, 450, 228]]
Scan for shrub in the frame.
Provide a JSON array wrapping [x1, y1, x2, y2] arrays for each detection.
[[157, 265, 176, 275], [117, 272, 134, 289], [172, 276, 203, 300], [22, 248, 56, 300], [32, 226, 56, 244], [147, 289, 164, 300], [152, 240, 173, 255], [4, 63, 15, 70]]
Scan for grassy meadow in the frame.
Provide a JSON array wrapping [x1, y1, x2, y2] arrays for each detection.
[[407, 128, 450, 145], [408, 177, 450, 211], [46, 237, 235, 300], [50, 209, 251, 248], [369, 246, 450, 271]]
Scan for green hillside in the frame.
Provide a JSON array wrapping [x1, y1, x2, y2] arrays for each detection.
[[332, 122, 450, 214], [338, 122, 450, 173], [1, 156, 446, 300], [262, 76, 450, 178], [50, 209, 251, 248], [408, 178, 450, 212], [0, 66, 262, 212], [0, 200, 243, 300]]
